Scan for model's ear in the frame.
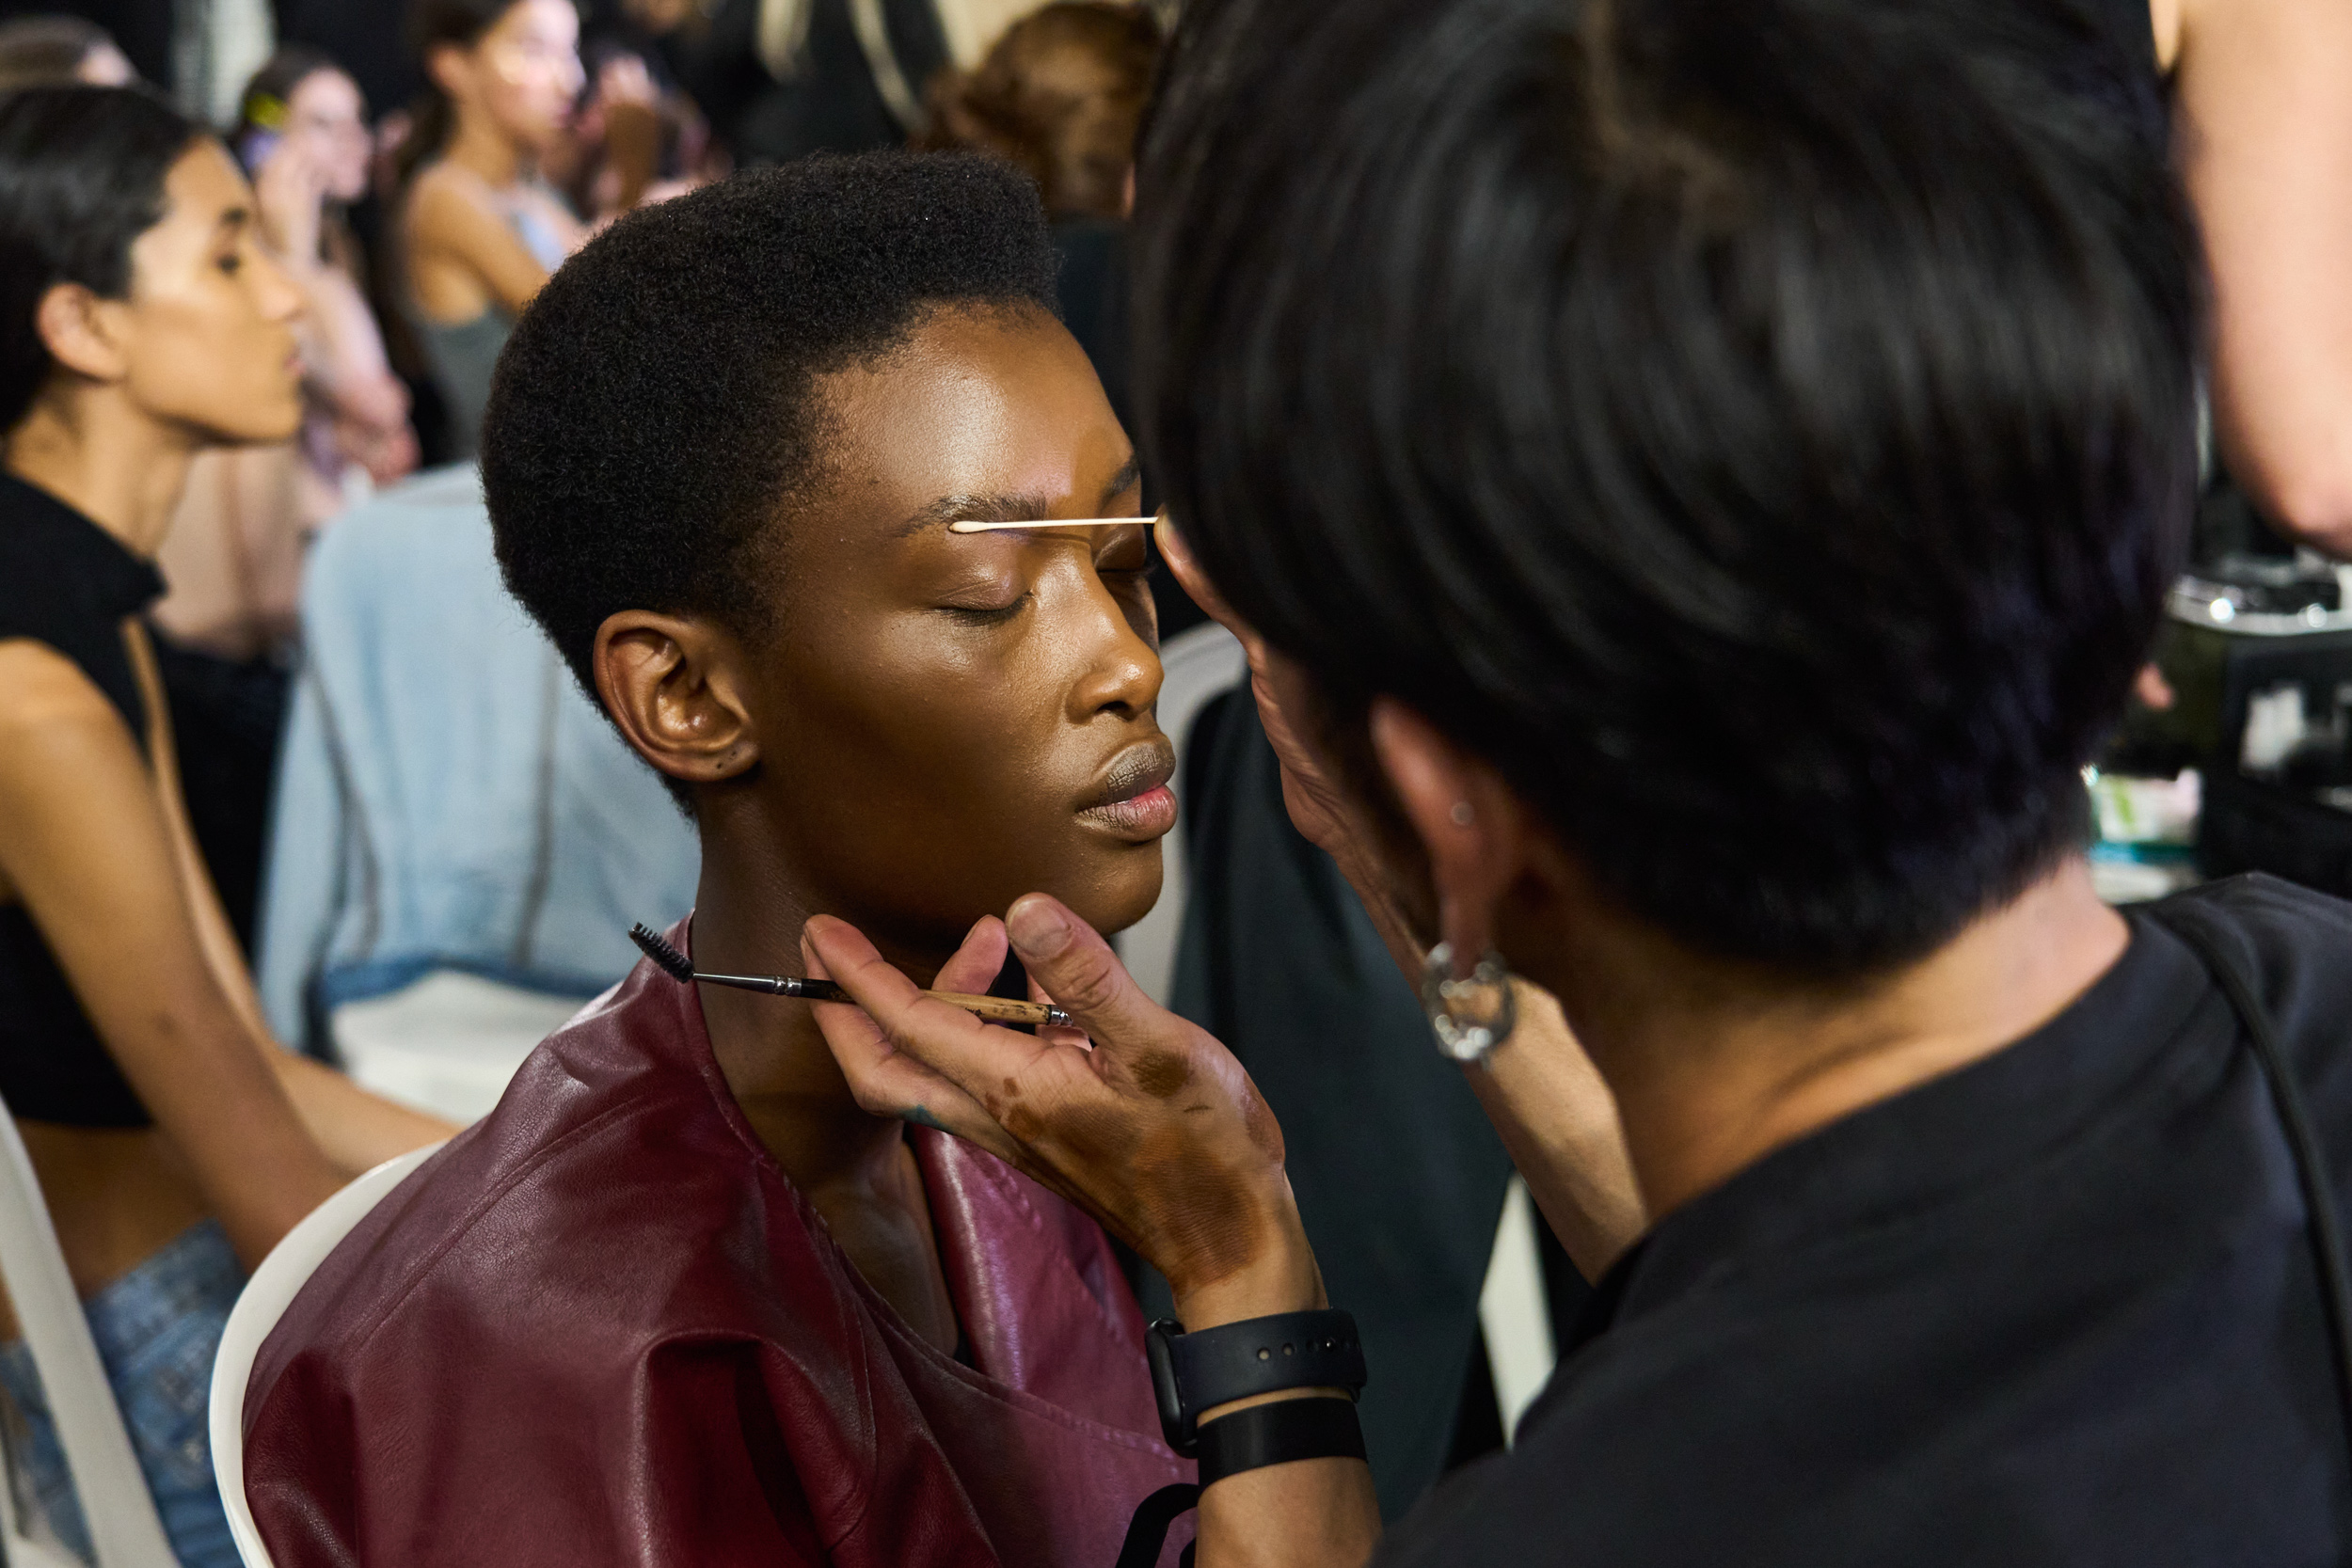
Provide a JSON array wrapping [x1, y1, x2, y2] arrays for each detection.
[[594, 610, 759, 789], [34, 281, 130, 385]]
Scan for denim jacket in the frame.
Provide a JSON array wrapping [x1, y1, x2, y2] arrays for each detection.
[[256, 467, 699, 1051]]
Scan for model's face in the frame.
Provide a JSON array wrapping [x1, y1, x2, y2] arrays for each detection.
[[454, 0, 583, 152], [739, 304, 1169, 953], [286, 68, 371, 202], [108, 141, 304, 442]]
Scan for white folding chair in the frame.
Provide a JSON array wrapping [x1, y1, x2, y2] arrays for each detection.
[[208, 1144, 442, 1568], [329, 973, 585, 1125], [1123, 622, 1248, 1005], [0, 1095, 179, 1568]]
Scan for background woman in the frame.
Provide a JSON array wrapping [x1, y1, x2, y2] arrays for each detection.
[[397, 0, 588, 458], [151, 50, 425, 955], [923, 1, 1160, 442], [234, 47, 421, 509], [0, 87, 451, 1565]]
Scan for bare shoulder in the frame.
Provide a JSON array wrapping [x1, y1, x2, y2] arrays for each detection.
[[0, 638, 133, 748], [405, 163, 500, 244]]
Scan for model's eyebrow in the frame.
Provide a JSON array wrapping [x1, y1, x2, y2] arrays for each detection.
[[894, 455, 1146, 540], [892, 492, 1058, 540]]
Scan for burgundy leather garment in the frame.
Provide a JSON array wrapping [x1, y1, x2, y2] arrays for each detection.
[[243, 925, 1195, 1566]]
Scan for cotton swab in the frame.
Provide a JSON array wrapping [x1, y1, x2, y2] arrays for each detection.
[[946, 515, 1157, 533]]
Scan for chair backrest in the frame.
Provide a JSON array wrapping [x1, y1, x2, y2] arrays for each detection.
[[0, 1097, 179, 1568], [209, 1144, 443, 1568], [1123, 622, 1248, 1006]]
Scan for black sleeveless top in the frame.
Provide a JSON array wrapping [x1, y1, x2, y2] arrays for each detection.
[[0, 473, 164, 1127], [2083, 0, 2167, 139]]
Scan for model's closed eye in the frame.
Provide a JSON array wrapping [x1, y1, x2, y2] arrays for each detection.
[[937, 591, 1032, 626]]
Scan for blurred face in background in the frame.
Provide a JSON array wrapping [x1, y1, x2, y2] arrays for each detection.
[[284, 68, 371, 202], [74, 139, 306, 442], [434, 0, 583, 154]]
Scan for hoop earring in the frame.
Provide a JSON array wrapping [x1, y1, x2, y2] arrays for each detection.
[[1420, 942, 1518, 1064]]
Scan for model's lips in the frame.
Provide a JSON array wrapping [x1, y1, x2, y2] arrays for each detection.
[[1077, 737, 1179, 842]]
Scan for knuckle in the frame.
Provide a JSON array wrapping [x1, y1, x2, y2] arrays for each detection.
[[1051, 951, 1127, 1016]]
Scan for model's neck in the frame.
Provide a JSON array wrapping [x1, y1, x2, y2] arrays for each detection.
[[6, 388, 198, 558], [1547, 856, 2130, 1222], [443, 107, 526, 189], [689, 824, 955, 1201]]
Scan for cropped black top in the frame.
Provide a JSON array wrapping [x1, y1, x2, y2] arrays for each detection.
[[0, 473, 163, 1128]]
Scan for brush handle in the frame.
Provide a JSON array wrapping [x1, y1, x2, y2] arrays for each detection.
[[925, 990, 1073, 1027], [691, 972, 1071, 1027]]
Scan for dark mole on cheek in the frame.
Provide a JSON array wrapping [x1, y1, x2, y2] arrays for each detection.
[[1131, 1050, 1190, 1100]]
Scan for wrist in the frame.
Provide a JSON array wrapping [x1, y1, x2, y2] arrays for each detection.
[[1169, 1202, 1324, 1330]]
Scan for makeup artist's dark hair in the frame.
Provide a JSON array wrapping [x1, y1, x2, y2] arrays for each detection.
[[1136, 0, 2200, 974], [0, 86, 200, 435], [484, 151, 1060, 791]]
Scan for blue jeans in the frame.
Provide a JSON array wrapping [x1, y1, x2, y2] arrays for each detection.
[[0, 1218, 243, 1568]]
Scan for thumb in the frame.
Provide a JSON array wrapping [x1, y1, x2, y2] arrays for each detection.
[[1003, 894, 1165, 1050]]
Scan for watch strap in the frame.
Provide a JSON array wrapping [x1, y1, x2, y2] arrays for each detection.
[[1160, 1309, 1364, 1440], [1195, 1396, 1367, 1489]]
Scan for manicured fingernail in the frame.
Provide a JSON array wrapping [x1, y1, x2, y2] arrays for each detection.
[[1007, 897, 1073, 959]]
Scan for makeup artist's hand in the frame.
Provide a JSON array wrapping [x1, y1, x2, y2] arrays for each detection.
[[802, 902, 1327, 1328]]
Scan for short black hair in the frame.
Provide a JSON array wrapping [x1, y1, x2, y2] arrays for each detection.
[[0, 86, 199, 435], [485, 151, 1061, 714], [1136, 0, 2199, 973]]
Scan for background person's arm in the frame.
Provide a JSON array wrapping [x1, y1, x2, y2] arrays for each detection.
[[129, 625, 456, 1177], [251, 137, 411, 448], [406, 166, 562, 322], [2172, 0, 2352, 556], [0, 641, 343, 1267]]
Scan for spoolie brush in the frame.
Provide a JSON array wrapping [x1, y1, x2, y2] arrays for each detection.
[[629, 923, 695, 982], [628, 923, 1072, 1028]]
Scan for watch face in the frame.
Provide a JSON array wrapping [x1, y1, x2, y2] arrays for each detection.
[[1146, 1318, 1193, 1452]]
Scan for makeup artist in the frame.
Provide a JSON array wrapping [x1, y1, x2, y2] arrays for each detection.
[[805, 0, 2352, 1563]]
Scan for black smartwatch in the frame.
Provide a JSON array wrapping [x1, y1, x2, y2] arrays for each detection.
[[1145, 1310, 1367, 1455]]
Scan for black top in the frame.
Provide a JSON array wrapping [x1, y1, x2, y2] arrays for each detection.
[[1376, 876, 2352, 1565], [0, 473, 163, 1129], [2086, 0, 2169, 145]]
